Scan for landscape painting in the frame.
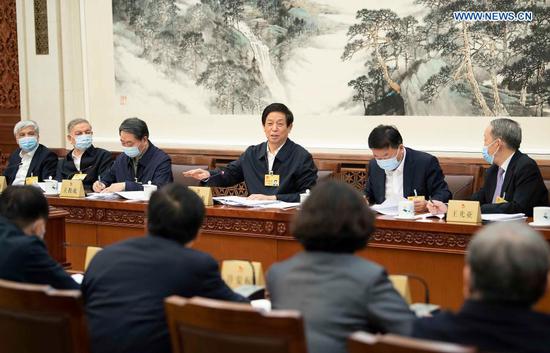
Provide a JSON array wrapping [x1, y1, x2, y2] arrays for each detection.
[[112, 0, 549, 117]]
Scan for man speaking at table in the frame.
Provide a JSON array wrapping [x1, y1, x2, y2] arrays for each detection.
[[184, 103, 317, 202]]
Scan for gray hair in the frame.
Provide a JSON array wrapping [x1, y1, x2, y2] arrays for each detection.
[[67, 118, 91, 134], [467, 222, 550, 305], [13, 120, 39, 136], [489, 118, 522, 150]]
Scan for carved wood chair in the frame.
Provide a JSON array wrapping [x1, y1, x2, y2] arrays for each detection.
[[0, 279, 90, 353], [165, 296, 307, 353]]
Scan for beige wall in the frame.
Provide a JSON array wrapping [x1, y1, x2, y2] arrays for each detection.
[[17, 0, 550, 159]]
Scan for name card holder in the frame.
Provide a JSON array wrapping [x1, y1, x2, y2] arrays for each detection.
[[407, 196, 426, 202], [0, 176, 6, 193], [189, 186, 213, 206], [25, 176, 39, 185], [446, 200, 481, 224], [60, 179, 86, 198], [72, 173, 87, 181]]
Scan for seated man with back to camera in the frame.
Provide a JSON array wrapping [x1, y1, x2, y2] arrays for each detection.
[[413, 222, 550, 353], [365, 125, 451, 212], [428, 118, 548, 216], [82, 183, 247, 353], [92, 117, 173, 193], [56, 118, 112, 191], [3, 120, 57, 185], [268, 180, 414, 353], [0, 185, 79, 289], [184, 103, 317, 202]]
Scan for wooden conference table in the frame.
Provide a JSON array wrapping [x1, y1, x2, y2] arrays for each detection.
[[46, 196, 550, 312], [45, 207, 69, 266]]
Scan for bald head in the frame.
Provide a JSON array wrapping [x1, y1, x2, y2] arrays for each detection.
[[467, 222, 550, 306]]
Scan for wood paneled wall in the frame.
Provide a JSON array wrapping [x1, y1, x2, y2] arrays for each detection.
[[0, 0, 19, 171]]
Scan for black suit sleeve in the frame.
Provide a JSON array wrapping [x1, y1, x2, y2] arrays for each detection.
[[480, 162, 546, 215], [365, 160, 381, 205], [198, 256, 248, 303], [204, 158, 245, 187], [24, 237, 80, 290], [3, 151, 21, 185], [276, 153, 317, 202], [39, 150, 59, 182], [54, 159, 65, 182], [97, 150, 114, 178], [99, 158, 118, 187], [426, 156, 452, 202]]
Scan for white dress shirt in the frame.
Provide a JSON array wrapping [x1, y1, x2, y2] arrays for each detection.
[[267, 140, 286, 172], [384, 147, 407, 201], [72, 150, 82, 172], [12, 146, 39, 185]]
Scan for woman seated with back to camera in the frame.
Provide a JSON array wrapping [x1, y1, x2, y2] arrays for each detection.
[[267, 180, 414, 353]]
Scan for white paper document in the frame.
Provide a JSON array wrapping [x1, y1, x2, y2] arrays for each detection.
[[213, 196, 299, 209], [115, 191, 149, 201], [86, 192, 120, 200], [370, 197, 406, 216], [71, 273, 84, 285], [481, 213, 526, 222], [251, 299, 272, 312]]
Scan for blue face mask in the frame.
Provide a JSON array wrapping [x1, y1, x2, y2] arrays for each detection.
[[18, 136, 38, 152], [375, 149, 401, 171], [482, 140, 498, 165], [123, 145, 141, 158], [75, 134, 93, 151]]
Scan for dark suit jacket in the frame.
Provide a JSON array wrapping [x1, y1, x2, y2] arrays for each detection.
[[3, 144, 58, 184], [267, 252, 414, 353], [55, 145, 113, 190], [413, 300, 550, 353], [82, 235, 247, 353], [0, 216, 79, 289], [365, 148, 451, 204], [204, 139, 318, 202], [471, 150, 548, 216], [99, 141, 173, 191]]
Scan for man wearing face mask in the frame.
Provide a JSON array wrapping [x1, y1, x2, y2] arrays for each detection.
[[92, 117, 173, 193], [2, 120, 57, 185], [0, 186, 79, 289], [365, 125, 451, 212], [55, 118, 113, 190], [429, 119, 548, 217]]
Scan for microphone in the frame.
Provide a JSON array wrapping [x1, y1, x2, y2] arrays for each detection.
[[77, 163, 96, 174], [68, 163, 96, 180], [4, 162, 23, 171], [203, 169, 224, 182]]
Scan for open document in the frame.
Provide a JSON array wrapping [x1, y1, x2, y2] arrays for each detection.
[[115, 191, 149, 201], [86, 192, 120, 200], [213, 196, 299, 209], [370, 197, 407, 216]]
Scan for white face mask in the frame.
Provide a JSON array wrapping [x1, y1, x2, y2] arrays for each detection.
[[375, 148, 402, 171]]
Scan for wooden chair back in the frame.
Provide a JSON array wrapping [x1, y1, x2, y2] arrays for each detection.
[[165, 296, 307, 353], [0, 279, 90, 353], [84, 246, 103, 271], [348, 332, 476, 353]]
